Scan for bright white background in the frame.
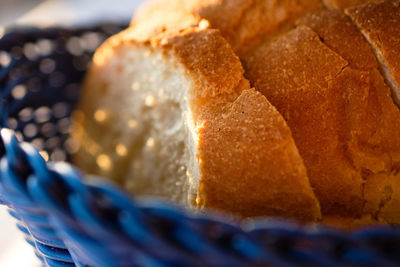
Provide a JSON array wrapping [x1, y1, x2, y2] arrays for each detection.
[[0, 0, 144, 266]]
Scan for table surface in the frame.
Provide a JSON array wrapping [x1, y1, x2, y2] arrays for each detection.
[[0, 1, 144, 266], [0, 206, 41, 266]]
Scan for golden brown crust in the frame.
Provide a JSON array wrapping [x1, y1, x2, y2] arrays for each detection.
[[131, 0, 323, 56], [164, 27, 247, 100], [245, 26, 361, 216], [296, 7, 400, 173], [363, 171, 400, 224], [130, 0, 201, 41], [346, 0, 400, 106], [345, 68, 400, 175], [322, 215, 378, 228], [194, 0, 323, 56], [244, 25, 400, 220], [197, 88, 321, 221], [297, 9, 377, 70], [77, 23, 322, 221], [321, 0, 374, 10], [324, 170, 400, 227]]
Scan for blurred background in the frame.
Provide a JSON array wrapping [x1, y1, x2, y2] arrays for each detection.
[[0, 0, 144, 266], [0, 0, 145, 27]]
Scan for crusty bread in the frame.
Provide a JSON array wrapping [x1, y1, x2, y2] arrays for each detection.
[[244, 4, 400, 224], [246, 4, 400, 225], [246, 26, 363, 216], [123, 0, 400, 226], [73, 0, 400, 226], [72, 22, 321, 221]]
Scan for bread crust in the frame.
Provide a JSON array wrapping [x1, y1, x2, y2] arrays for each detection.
[[245, 26, 359, 216], [346, 0, 400, 106], [297, 9, 376, 70], [321, 0, 375, 10], [75, 23, 322, 221], [244, 25, 400, 220], [162, 27, 247, 101], [197, 88, 321, 220], [131, 0, 323, 56], [298, 7, 400, 179]]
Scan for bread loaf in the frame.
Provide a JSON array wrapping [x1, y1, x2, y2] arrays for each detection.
[[73, 0, 400, 226], [72, 23, 321, 221]]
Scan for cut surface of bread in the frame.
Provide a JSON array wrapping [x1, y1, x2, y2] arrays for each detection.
[[72, 24, 321, 221]]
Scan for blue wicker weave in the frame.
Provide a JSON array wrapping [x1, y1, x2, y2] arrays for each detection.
[[1, 24, 400, 267]]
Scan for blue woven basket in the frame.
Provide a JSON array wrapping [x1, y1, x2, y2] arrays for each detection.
[[1, 24, 400, 267]]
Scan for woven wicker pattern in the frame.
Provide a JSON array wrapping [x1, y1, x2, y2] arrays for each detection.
[[1, 25, 400, 267]]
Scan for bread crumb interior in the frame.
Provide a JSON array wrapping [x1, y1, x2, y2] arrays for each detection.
[[75, 46, 200, 206]]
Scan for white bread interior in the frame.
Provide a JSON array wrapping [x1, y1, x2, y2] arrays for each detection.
[[73, 46, 201, 206]]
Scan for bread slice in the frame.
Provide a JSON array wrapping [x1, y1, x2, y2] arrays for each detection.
[[71, 23, 321, 221], [130, 0, 323, 56], [244, 18, 400, 224], [245, 26, 361, 216], [297, 8, 400, 225]]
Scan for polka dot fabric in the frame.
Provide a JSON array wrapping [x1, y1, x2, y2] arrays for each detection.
[[0, 24, 123, 161]]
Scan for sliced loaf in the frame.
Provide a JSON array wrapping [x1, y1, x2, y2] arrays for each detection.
[[72, 23, 321, 221], [74, 0, 400, 226], [131, 0, 400, 225]]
